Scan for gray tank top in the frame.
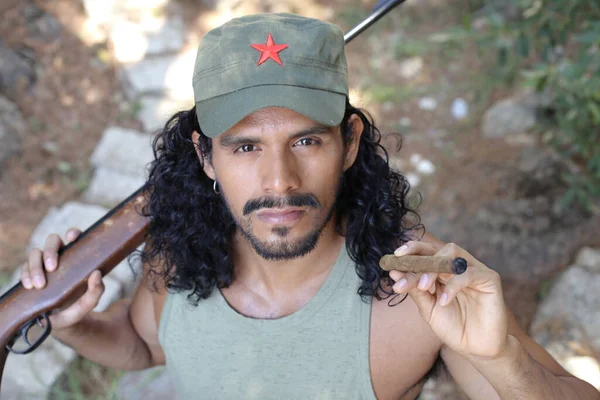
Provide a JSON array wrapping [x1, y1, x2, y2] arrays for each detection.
[[158, 241, 377, 400]]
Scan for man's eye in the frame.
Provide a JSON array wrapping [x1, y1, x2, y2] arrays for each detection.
[[236, 144, 256, 153], [295, 138, 316, 146]]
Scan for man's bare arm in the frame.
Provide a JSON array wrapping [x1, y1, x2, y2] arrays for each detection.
[[21, 229, 166, 371], [52, 265, 166, 370], [417, 232, 599, 399], [442, 307, 600, 399], [442, 306, 600, 400]]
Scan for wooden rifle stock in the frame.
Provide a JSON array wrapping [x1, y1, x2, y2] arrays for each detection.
[[0, 187, 150, 389]]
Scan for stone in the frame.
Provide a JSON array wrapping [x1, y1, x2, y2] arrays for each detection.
[[564, 356, 600, 390], [82, 0, 120, 26], [451, 98, 468, 120], [406, 172, 421, 188], [416, 159, 435, 175], [138, 95, 192, 132], [111, 16, 186, 63], [398, 117, 412, 128], [409, 153, 422, 166], [0, 376, 22, 400], [23, 4, 62, 42], [110, 20, 149, 64], [382, 101, 394, 112], [94, 275, 124, 312], [512, 147, 569, 199], [398, 57, 423, 79], [531, 266, 600, 363], [419, 377, 467, 400], [389, 156, 405, 173], [504, 133, 537, 147], [28, 202, 109, 251], [518, 87, 552, 109], [574, 247, 600, 273], [1, 336, 77, 399], [118, 366, 176, 400], [83, 167, 146, 208], [0, 43, 36, 101], [0, 94, 25, 168], [418, 97, 437, 111], [90, 127, 154, 175], [482, 97, 537, 138], [145, 16, 186, 56], [121, 50, 196, 100], [122, 0, 170, 10]]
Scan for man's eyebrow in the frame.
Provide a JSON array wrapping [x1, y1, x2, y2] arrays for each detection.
[[218, 125, 331, 148], [289, 125, 331, 140]]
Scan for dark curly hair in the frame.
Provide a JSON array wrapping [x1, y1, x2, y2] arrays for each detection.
[[139, 100, 423, 305]]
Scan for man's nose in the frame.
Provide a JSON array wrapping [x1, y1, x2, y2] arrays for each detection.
[[260, 149, 301, 194]]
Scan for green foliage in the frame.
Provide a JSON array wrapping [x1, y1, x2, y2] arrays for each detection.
[[451, 0, 600, 210], [49, 358, 124, 400]]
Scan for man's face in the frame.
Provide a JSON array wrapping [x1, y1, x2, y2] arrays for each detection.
[[198, 107, 357, 261]]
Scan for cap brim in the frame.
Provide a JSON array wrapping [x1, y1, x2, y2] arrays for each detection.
[[195, 85, 347, 138]]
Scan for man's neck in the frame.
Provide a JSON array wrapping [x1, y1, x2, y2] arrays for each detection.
[[230, 221, 345, 298]]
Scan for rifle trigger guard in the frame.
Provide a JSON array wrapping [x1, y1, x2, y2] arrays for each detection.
[[5, 313, 52, 355]]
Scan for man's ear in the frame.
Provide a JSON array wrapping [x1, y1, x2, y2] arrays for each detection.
[[343, 114, 364, 171], [192, 131, 216, 180]]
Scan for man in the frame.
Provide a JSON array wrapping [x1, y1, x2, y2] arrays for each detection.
[[21, 13, 599, 400]]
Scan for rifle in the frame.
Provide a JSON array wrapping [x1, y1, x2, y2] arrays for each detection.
[[0, 0, 406, 391]]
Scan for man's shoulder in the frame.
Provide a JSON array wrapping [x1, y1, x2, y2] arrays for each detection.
[[368, 293, 444, 398], [371, 293, 442, 348]]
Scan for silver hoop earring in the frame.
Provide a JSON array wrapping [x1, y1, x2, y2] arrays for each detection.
[[213, 180, 221, 194]]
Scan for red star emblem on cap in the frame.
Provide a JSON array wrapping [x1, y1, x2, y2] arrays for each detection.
[[251, 33, 289, 66]]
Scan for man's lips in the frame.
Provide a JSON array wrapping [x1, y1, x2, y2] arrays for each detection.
[[256, 208, 306, 224]]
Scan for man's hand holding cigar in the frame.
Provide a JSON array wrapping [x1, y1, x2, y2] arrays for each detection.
[[382, 241, 508, 361]]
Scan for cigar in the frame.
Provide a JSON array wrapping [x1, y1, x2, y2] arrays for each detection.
[[379, 255, 468, 275]]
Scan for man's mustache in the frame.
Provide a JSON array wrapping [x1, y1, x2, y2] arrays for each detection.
[[243, 194, 321, 216]]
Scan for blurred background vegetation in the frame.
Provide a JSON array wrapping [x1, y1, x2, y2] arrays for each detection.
[[455, 0, 600, 210]]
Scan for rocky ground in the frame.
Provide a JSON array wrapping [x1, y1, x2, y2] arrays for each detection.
[[1, 0, 599, 398]]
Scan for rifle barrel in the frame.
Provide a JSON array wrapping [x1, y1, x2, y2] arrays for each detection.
[[344, 0, 406, 43]]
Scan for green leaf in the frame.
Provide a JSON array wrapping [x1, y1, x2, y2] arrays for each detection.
[[517, 32, 530, 57], [588, 102, 600, 124], [577, 31, 600, 45], [498, 47, 508, 66], [566, 109, 578, 121], [562, 187, 576, 207], [461, 13, 472, 31]]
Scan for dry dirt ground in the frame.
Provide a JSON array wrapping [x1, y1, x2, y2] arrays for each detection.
[[0, 0, 141, 276]]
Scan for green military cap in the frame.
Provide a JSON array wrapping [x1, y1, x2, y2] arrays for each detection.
[[192, 13, 349, 138]]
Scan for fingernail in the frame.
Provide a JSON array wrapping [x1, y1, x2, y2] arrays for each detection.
[[394, 245, 408, 256], [34, 276, 44, 288], [389, 270, 400, 281], [23, 279, 32, 289], [438, 246, 452, 256], [395, 278, 407, 289], [418, 274, 429, 290], [46, 258, 56, 270], [440, 293, 448, 306]]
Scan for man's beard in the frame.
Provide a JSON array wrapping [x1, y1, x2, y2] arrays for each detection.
[[224, 177, 342, 261], [239, 201, 336, 261]]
